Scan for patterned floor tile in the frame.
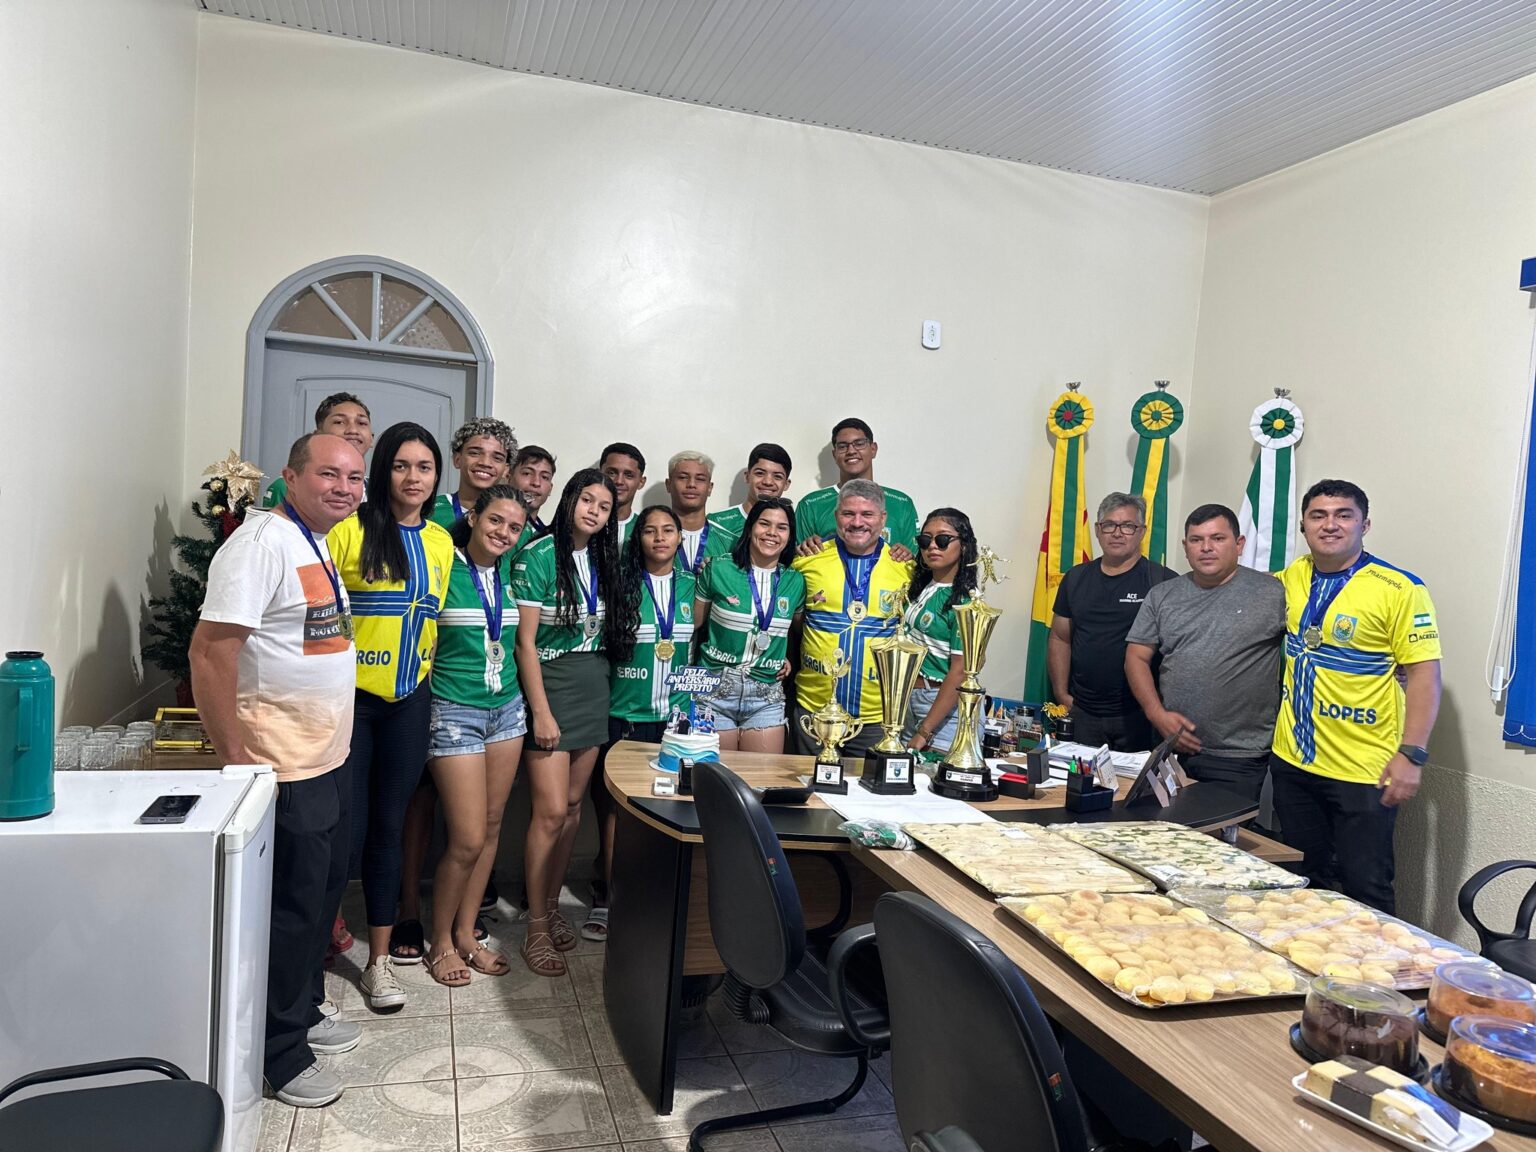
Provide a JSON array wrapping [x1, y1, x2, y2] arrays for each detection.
[[566, 953, 605, 1007], [600, 1056, 756, 1142], [289, 1079, 458, 1151], [326, 952, 452, 1021], [580, 1003, 725, 1066], [770, 1114, 905, 1152], [706, 995, 793, 1056], [320, 1014, 454, 1087], [731, 1051, 893, 1125], [257, 1095, 297, 1152], [454, 1005, 595, 1075], [450, 955, 579, 1015], [456, 1066, 618, 1150]]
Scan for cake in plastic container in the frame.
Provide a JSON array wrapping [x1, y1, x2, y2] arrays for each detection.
[[1426, 962, 1536, 1037], [1301, 976, 1420, 1075], [1441, 1015, 1536, 1123]]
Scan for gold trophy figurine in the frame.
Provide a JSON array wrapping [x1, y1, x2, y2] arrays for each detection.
[[799, 650, 864, 795], [933, 546, 1007, 802], [861, 587, 924, 794]]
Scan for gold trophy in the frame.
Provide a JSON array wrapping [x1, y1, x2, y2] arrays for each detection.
[[933, 546, 1006, 802], [799, 651, 864, 794], [860, 588, 924, 795]]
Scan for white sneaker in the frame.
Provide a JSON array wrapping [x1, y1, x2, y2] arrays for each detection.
[[318, 998, 339, 1019], [307, 1014, 361, 1054], [360, 957, 407, 1010], [274, 1062, 344, 1108]]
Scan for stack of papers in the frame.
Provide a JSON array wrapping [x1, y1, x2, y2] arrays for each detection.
[[814, 773, 995, 826], [1046, 742, 1150, 778]]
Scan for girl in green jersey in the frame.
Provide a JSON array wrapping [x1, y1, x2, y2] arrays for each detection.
[[904, 508, 976, 755]]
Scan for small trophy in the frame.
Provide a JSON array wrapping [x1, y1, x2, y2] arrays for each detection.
[[933, 546, 1007, 802], [798, 651, 864, 794], [860, 588, 923, 795]]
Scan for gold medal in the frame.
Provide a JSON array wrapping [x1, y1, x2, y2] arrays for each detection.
[[848, 600, 867, 623], [655, 639, 676, 661], [1303, 626, 1322, 649], [340, 612, 354, 642]]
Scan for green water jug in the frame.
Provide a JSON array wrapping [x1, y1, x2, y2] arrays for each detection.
[[1, 650, 55, 820]]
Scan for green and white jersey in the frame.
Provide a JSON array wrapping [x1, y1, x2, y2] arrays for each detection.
[[904, 581, 963, 681], [706, 505, 748, 546], [429, 493, 474, 531], [696, 561, 806, 683], [262, 477, 288, 509], [610, 569, 697, 723], [677, 520, 736, 577], [510, 535, 607, 662], [432, 551, 522, 709], [794, 484, 919, 551], [615, 510, 638, 547]]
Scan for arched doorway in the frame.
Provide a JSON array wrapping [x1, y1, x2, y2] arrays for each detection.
[[242, 256, 493, 492]]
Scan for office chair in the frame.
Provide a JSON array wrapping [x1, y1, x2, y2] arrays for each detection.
[[689, 761, 889, 1151], [0, 1057, 222, 1152], [1459, 859, 1536, 981]]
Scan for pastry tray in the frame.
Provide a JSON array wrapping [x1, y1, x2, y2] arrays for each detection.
[[1051, 820, 1308, 891], [904, 821, 1154, 897]]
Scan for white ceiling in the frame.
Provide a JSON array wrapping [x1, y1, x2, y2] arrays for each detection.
[[201, 0, 1536, 194]]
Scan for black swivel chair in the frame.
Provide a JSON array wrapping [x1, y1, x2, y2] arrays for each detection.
[[0, 1057, 223, 1152], [1459, 859, 1536, 981], [689, 761, 889, 1152]]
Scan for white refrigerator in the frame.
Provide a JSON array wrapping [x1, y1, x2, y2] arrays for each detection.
[[0, 767, 276, 1152]]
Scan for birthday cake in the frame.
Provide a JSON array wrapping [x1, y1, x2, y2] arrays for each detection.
[[658, 731, 720, 773]]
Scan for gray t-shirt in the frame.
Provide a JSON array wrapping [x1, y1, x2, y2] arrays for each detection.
[[1124, 566, 1286, 757]]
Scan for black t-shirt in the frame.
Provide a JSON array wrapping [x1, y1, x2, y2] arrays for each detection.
[[1053, 556, 1177, 715]]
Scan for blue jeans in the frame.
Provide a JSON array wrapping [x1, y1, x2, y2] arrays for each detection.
[[904, 684, 959, 752], [705, 667, 786, 731]]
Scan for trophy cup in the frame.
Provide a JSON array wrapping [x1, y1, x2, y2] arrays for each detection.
[[860, 589, 923, 795], [798, 651, 864, 794], [932, 547, 1007, 802]]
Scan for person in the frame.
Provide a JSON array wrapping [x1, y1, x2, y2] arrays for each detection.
[[1269, 480, 1442, 914], [510, 444, 558, 538], [327, 422, 453, 1010], [1124, 504, 1286, 803], [511, 469, 639, 975], [191, 432, 365, 1109], [428, 417, 517, 528], [263, 392, 373, 508], [795, 418, 918, 555], [419, 485, 531, 986], [585, 506, 699, 941], [902, 509, 977, 756], [707, 443, 793, 546], [694, 497, 805, 753], [1049, 494, 1177, 751], [665, 450, 731, 576], [599, 442, 646, 546], [789, 480, 915, 757]]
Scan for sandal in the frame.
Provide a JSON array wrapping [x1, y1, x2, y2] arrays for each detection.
[[330, 915, 354, 953], [581, 906, 609, 942], [460, 938, 511, 976], [547, 902, 578, 952], [521, 927, 566, 977], [473, 915, 490, 943], [426, 945, 472, 987], [390, 919, 425, 965]]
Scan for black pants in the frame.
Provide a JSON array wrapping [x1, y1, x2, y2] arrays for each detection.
[[1069, 707, 1156, 753], [346, 682, 433, 926], [266, 764, 351, 1089], [1269, 754, 1397, 914], [788, 701, 882, 759], [1180, 751, 1270, 804]]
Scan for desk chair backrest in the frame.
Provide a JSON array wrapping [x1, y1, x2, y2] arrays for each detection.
[[874, 891, 1090, 1152], [692, 761, 806, 989]]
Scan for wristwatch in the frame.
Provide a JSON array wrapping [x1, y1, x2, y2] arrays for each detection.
[[1397, 743, 1430, 767]]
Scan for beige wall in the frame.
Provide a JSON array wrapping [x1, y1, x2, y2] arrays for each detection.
[[186, 17, 1210, 688], [1187, 74, 1536, 940], [0, 0, 197, 722]]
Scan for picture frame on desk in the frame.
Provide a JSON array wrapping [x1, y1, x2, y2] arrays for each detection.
[[1122, 733, 1191, 808]]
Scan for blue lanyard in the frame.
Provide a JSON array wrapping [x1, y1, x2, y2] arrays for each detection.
[[682, 523, 710, 575], [1301, 553, 1371, 640], [450, 494, 464, 520], [750, 566, 781, 634], [644, 572, 675, 640], [576, 552, 601, 616], [836, 539, 882, 611], [461, 551, 503, 641], [282, 502, 344, 613]]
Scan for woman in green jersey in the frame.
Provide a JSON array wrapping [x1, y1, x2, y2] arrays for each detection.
[[511, 469, 638, 976], [420, 485, 530, 986], [904, 507, 976, 755], [692, 497, 804, 753]]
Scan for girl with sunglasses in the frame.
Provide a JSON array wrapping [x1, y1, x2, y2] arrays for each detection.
[[904, 508, 977, 755], [692, 497, 805, 752]]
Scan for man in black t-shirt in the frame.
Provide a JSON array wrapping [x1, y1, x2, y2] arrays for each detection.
[[1049, 493, 1176, 751]]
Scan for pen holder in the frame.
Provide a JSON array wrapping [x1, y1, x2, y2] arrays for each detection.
[[1064, 772, 1114, 813]]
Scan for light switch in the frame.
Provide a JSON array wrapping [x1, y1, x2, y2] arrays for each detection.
[[922, 320, 941, 350]]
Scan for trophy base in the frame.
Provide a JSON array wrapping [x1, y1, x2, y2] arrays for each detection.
[[811, 760, 848, 795], [859, 749, 917, 795], [932, 765, 998, 802]]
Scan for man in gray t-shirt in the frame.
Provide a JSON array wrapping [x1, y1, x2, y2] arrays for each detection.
[[1124, 503, 1286, 802]]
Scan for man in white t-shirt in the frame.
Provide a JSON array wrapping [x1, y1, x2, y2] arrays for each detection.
[[191, 433, 364, 1108]]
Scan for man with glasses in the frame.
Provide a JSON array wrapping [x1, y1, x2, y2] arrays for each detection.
[[795, 418, 918, 556], [1048, 494, 1175, 751]]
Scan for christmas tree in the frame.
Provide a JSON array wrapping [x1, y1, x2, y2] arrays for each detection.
[[143, 452, 264, 702]]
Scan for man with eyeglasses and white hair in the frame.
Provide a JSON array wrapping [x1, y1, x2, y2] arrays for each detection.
[[1048, 493, 1176, 751]]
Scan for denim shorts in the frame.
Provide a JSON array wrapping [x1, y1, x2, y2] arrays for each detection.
[[428, 694, 527, 757], [904, 684, 959, 753], [705, 667, 786, 732]]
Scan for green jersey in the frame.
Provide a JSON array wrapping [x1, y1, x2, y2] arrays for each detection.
[[696, 561, 806, 682], [904, 581, 964, 681], [510, 535, 607, 661], [432, 551, 522, 708], [429, 493, 477, 530], [794, 484, 919, 551], [706, 505, 748, 546], [676, 520, 735, 578], [615, 510, 638, 547], [610, 569, 698, 722], [262, 477, 288, 509]]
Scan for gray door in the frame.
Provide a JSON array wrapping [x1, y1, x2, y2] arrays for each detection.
[[259, 342, 472, 495]]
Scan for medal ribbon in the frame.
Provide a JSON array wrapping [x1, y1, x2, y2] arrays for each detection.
[[682, 524, 710, 575], [644, 572, 675, 642], [576, 551, 601, 621], [460, 549, 504, 643], [282, 501, 347, 627], [1290, 552, 1377, 764], [836, 539, 882, 618], [749, 566, 782, 650], [451, 494, 464, 520]]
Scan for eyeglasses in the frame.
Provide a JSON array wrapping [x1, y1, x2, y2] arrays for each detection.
[[1095, 521, 1143, 536], [916, 533, 958, 550], [832, 437, 871, 453]]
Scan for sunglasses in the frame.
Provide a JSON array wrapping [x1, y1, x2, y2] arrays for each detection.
[[916, 533, 959, 550]]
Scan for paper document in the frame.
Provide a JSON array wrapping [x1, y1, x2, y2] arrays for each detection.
[[1046, 742, 1150, 777], [815, 773, 996, 826]]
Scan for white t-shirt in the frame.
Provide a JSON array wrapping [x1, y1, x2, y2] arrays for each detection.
[[201, 508, 356, 782]]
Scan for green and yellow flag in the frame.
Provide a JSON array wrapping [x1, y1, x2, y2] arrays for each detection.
[[1129, 384, 1184, 565], [1023, 387, 1095, 705]]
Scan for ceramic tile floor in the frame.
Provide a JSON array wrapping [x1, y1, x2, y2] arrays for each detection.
[[258, 886, 903, 1152]]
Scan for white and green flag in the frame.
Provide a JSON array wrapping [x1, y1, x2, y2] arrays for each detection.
[[1238, 397, 1304, 572]]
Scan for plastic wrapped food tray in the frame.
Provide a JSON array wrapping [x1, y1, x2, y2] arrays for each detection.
[[1169, 886, 1474, 991], [904, 822, 1154, 897], [1050, 820, 1308, 891], [998, 892, 1307, 1009]]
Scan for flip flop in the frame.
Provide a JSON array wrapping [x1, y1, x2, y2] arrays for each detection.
[[581, 906, 609, 942], [390, 918, 425, 965]]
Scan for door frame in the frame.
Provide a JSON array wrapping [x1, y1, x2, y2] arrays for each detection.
[[242, 255, 494, 462]]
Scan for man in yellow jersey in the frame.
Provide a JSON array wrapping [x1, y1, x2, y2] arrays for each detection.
[[1270, 479, 1441, 915], [789, 479, 915, 757]]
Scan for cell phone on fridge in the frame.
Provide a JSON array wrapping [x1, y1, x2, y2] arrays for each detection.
[[138, 794, 200, 824]]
